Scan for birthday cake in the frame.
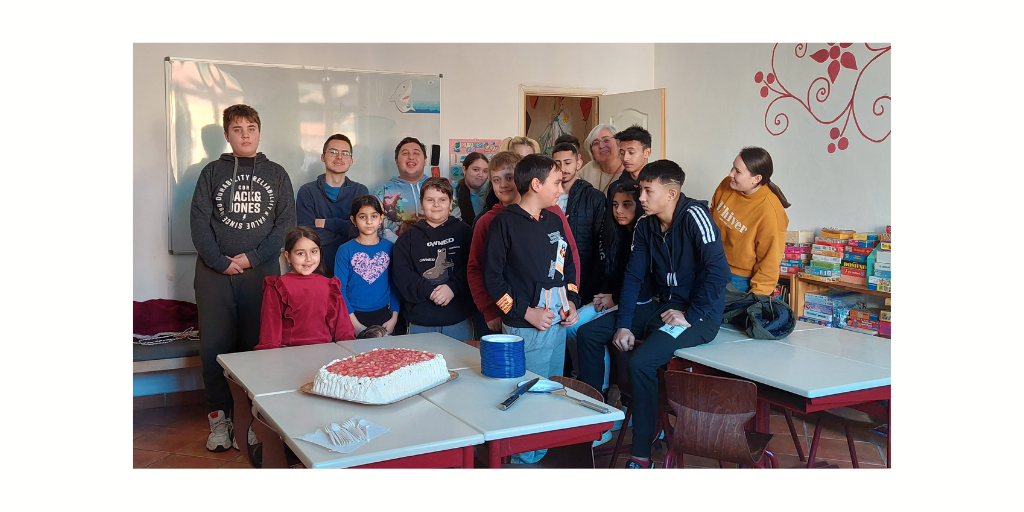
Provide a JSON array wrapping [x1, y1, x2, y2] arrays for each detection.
[[312, 348, 449, 404]]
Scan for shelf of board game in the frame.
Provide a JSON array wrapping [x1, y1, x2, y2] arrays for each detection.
[[795, 276, 890, 298]]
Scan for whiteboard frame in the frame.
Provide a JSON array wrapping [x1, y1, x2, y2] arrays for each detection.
[[164, 56, 443, 255]]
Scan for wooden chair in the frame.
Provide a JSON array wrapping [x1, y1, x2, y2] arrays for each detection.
[[597, 342, 675, 468], [785, 404, 889, 468], [661, 370, 778, 469], [247, 406, 295, 468], [225, 372, 301, 468], [529, 376, 607, 468]]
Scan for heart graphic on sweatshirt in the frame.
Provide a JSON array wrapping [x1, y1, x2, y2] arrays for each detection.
[[351, 251, 390, 284]]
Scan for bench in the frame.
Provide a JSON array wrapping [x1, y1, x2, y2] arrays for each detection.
[[133, 338, 202, 373], [133, 299, 202, 375]]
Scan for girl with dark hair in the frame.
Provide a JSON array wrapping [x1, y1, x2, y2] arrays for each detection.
[[255, 226, 356, 350], [567, 182, 649, 387], [453, 152, 489, 226], [335, 196, 401, 335], [710, 146, 791, 295]]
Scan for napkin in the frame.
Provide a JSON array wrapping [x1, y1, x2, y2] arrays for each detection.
[[295, 416, 388, 454]]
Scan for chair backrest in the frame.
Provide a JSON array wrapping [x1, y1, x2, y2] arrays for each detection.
[[549, 376, 604, 402], [224, 372, 256, 466], [663, 370, 758, 465], [248, 406, 290, 468]]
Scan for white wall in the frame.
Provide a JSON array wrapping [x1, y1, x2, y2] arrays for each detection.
[[134, 43, 656, 302], [654, 43, 891, 232]]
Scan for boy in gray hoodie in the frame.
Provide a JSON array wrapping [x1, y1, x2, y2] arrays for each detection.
[[190, 104, 296, 452]]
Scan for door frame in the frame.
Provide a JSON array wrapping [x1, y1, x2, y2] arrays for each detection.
[[518, 85, 607, 137]]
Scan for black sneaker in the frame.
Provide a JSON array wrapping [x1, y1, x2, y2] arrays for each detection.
[[624, 458, 655, 469]]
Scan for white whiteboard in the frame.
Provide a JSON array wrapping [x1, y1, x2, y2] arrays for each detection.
[[166, 57, 442, 254]]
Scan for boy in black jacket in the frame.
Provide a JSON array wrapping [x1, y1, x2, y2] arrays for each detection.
[[392, 177, 475, 340], [485, 154, 581, 378], [553, 141, 606, 305], [577, 160, 730, 468]]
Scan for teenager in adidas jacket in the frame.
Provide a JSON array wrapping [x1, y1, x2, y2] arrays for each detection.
[[577, 160, 730, 468]]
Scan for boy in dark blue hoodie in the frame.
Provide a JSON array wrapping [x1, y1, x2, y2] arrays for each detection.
[[392, 177, 475, 340], [295, 134, 369, 277], [577, 159, 730, 468], [190, 104, 296, 452], [485, 154, 581, 379]]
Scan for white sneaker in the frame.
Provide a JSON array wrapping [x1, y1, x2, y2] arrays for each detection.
[[232, 426, 259, 451], [206, 410, 234, 452]]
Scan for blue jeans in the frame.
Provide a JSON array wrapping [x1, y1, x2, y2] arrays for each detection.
[[730, 273, 751, 293], [566, 303, 614, 390], [408, 318, 475, 341], [502, 286, 568, 380]]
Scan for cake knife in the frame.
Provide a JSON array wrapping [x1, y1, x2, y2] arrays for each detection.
[[498, 377, 540, 411]]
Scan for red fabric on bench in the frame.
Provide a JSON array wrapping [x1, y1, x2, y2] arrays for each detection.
[[134, 299, 199, 336]]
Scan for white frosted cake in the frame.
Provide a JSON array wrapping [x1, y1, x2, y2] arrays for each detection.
[[312, 348, 449, 403]]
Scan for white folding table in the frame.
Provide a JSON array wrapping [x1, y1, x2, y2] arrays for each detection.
[[420, 367, 624, 468], [217, 342, 356, 397], [253, 391, 483, 468], [671, 321, 891, 466]]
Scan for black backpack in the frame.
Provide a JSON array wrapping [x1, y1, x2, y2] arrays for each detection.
[[721, 284, 796, 340]]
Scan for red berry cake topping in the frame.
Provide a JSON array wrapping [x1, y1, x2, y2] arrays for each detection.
[[325, 348, 437, 378]]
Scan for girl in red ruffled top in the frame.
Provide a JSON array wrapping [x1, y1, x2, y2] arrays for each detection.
[[256, 226, 356, 350]]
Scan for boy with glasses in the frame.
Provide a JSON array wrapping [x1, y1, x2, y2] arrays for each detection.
[[296, 134, 369, 277]]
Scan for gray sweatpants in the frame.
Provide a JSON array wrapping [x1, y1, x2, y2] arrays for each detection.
[[194, 256, 280, 413]]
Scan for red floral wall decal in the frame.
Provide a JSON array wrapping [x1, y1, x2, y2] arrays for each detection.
[[755, 43, 891, 154]]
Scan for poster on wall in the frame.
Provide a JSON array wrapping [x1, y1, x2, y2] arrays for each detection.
[[448, 139, 501, 180]]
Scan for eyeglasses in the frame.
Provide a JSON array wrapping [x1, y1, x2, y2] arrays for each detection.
[[591, 136, 615, 148], [327, 149, 352, 157]]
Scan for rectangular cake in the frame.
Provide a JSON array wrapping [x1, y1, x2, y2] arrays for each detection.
[[312, 348, 449, 404]]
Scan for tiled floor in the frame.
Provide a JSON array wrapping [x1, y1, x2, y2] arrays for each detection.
[[134, 404, 256, 469], [134, 397, 888, 469], [592, 407, 888, 469]]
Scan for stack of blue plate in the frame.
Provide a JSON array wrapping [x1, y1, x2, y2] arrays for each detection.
[[479, 335, 526, 379]]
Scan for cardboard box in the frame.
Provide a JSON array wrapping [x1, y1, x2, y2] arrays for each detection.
[[811, 255, 843, 264], [804, 267, 841, 277], [879, 320, 891, 336], [847, 240, 879, 248], [845, 245, 875, 255], [804, 290, 862, 308], [799, 273, 840, 283], [843, 253, 868, 263], [839, 275, 868, 286], [786, 230, 815, 244], [841, 267, 867, 277], [842, 324, 878, 336], [810, 260, 842, 270], [798, 316, 833, 327]]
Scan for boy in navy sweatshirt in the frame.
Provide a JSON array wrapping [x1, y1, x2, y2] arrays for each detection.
[[485, 154, 581, 379], [577, 160, 730, 468], [392, 177, 475, 340], [295, 134, 369, 277]]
